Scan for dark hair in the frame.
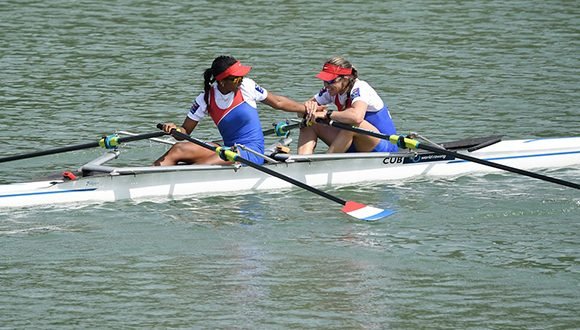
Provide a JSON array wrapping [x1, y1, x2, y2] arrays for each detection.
[[203, 55, 238, 105]]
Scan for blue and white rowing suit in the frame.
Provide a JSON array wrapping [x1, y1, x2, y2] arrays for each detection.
[[314, 79, 398, 152], [187, 78, 268, 164]]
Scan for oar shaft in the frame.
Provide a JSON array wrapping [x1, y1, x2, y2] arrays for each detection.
[[160, 124, 347, 206], [415, 141, 580, 190], [0, 142, 99, 163], [327, 120, 580, 190], [157, 123, 395, 220], [0, 131, 167, 164], [117, 131, 167, 144], [236, 156, 346, 205]]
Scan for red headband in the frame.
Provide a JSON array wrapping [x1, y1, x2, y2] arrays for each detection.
[[322, 63, 352, 75], [215, 61, 252, 81], [315, 63, 353, 81]]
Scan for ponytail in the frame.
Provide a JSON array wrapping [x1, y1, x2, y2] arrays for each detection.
[[203, 68, 214, 106], [201, 55, 239, 105]]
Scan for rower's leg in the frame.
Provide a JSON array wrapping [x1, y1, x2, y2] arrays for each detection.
[[327, 129, 355, 153], [298, 124, 340, 154], [297, 125, 317, 154], [154, 142, 219, 166], [327, 120, 382, 153], [350, 120, 382, 152]]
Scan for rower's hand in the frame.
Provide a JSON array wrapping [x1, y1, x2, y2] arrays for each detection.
[[303, 101, 327, 126], [160, 123, 183, 134]]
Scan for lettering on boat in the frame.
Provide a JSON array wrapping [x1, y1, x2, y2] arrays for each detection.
[[382, 157, 404, 164], [401, 153, 456, 164], [85, 180, 99, 187]]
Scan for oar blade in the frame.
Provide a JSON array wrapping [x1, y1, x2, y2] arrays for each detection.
[[341, 201, 395, 221]]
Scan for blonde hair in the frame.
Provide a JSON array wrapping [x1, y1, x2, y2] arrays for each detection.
[[324, 56, 358, 79], [324, 56, 358, 93]]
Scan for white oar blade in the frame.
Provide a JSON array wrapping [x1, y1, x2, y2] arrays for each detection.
[[341, 201, 396, 221]]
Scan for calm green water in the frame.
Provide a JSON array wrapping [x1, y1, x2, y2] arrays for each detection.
[[1, 0, 579, 328]]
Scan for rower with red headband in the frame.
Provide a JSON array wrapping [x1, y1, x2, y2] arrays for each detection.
[[155, 55, 317, 166], [298, 56, 398, 154]]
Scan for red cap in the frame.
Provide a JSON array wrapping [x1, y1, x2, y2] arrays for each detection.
[[315, 63, 353, 81], [215, 61, 252, 81]]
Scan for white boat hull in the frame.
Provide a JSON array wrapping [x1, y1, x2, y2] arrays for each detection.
[[1, 137, 579, 208]]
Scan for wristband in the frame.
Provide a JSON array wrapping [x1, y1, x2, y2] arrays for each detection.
[[325, 110, 334, 120]]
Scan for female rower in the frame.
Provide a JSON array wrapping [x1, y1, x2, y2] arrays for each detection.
[[155, 55, 318, 166], [298, 56, 398, 154]]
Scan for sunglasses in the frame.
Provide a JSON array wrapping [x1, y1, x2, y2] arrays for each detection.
[[323, 76, 342, 85], [226, 76, 243, 84]]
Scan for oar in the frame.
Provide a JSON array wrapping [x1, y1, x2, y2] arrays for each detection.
[[156, 123, 394, 221], [0, 131, 167, 164], [132, 121, 301, 147], [118, 130, 175, 146], [325, 120, 580, 190]]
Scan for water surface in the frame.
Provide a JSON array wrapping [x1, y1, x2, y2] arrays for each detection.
[[1, 1, 579, 328]]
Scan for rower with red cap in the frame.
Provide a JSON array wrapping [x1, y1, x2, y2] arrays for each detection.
[[155, 55, 317, 166], [298, 56, 398, 154]]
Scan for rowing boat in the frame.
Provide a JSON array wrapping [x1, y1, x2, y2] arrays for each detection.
[[1, 134, 579, 209]]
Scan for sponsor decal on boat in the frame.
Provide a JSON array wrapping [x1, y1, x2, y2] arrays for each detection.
[[383, 153, 455, 165], [403, 153, 455, 164], [85, 180, 100, 187]]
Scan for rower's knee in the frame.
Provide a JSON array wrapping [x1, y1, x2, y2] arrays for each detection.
[[171, 142, 195, 156]]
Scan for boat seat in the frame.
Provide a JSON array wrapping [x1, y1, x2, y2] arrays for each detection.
[[264, 136, 293, 163], [270, 153, 292, 162]]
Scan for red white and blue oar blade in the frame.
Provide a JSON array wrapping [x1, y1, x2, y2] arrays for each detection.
[[341, 201, 395, 221]]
